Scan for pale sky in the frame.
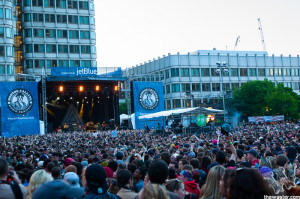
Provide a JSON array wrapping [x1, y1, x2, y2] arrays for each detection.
[[94, 0, 300, 68]]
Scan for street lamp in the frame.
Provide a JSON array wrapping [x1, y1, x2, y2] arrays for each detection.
[[216, 61, 229, 121]]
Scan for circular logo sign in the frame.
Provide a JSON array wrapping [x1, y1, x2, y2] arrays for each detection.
[[196, 114, 207, 127], [139, 88, 159, 110], [7, 89, 33, 114]]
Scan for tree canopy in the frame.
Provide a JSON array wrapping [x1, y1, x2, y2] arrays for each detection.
[[227, 80, 300, 120]]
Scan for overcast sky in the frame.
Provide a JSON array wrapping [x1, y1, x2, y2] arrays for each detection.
[[94, 0, 300, 68]]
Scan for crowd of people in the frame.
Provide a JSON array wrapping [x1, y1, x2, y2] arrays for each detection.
[[0, 122, 300, 199]]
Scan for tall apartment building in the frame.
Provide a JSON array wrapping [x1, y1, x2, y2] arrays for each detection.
[[125, 49, 300, 110], [0, 0, 97, 81]]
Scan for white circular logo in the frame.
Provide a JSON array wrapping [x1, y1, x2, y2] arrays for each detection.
[[7, 89, 33, 114], [139, 88, 159, 110]]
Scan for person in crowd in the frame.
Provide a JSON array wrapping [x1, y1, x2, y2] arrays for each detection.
[[64, 172, 80, 187], [84, 164, 120, 199], [258, 166, 285, 196], [133, 168, 145, 192], [246, 149, 259, 167], [32, 180, 84, 199], [0, 158, 27, 199], [200, 165, 225, 199], [26, 170, 53, 199], [273, 154, 295, 182], [165, 179, 197, 199], [116, 169, 138, 199], [178, 169, 200, 198]]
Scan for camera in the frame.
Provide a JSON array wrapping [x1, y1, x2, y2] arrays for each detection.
[[7, 171, 14, 182]]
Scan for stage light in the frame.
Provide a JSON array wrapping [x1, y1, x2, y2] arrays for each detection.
[[87, 102, 89, 104], [70, 97, 73, 100], [59, 86, 64, 92], [98, 97, 100, 99], [79, 86, 84, 92], [57, 97, 60, 100], [95, 85, 100, 91], [85, 97, 87, 99], [114, 85, 118, 92], [77, 101, 79, 104]]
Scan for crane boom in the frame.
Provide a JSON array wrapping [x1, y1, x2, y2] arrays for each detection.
[[234, 36, 240, 50], [258, 18, 266, 51]]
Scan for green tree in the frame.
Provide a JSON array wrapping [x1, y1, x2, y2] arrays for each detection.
[[119, 99, 128, 115]]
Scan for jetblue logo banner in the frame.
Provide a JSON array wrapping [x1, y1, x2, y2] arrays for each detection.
[[51, 67, 122, 77], [0, 82, 40, 137], [133, 82, 164, 130]]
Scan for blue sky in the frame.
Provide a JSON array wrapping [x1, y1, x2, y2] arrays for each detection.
[[95, 0, 300, 68]]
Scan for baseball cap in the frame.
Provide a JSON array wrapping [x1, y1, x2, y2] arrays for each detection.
[[64, 158, 74, 167], [188, 152, 195, 159], [259, 166, 272, 175], [32, 180, 84, 199], [246, 149, 258, 157], [64, 172, 80, 187], [85, 164, 108, 194], [104, 167, 114, 178]]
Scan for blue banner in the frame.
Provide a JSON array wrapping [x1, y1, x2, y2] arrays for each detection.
[[51, 67, 122, 77], [0, 82, 40, 137], [133, 82, 164, 130]]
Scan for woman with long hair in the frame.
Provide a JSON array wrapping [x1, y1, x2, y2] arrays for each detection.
[[26, 170, 53, 199], [138, 183, 170, 199], [166, 179, 197, 199], [200, 165, 225, 199]]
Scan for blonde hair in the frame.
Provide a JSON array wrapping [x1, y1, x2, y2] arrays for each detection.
[[201, 165, 225, 199], [26, 170, 53, 199], [140, 183, 170, 199]]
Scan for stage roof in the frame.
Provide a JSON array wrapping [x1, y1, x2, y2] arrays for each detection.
[[138, 107, 224, 119]]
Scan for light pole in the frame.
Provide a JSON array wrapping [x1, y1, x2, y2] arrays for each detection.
[[216, 61, 229, 121]]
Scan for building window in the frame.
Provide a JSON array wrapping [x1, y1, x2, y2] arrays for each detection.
[[34, 44, 45, 53], [201, 68, 210, 76], [46, 44, 56, 53], [46, 29, 56, 38], [180, 68, 189, 77], [0, 65, 4, 74], [47, 60, 57, 67], [33, 29, 44, 38], [182, 99, 191, 108], [267, 69, 274, 76], [202, 83, 210, 92], [5, 28, 12, 38], [35, 60, 45, 68], [171, 84, 180, 93], [44, 0, 55, 7], [57, 15, 67, 23], [258, 68, 265, 76], [81, 45, 91, 54], [80, 31, 90, 39], [69, 45, 79, 53], [25, 60, 33, 68], [69, 30, 79, 39], [160, 71, 164, 80], [191, 68, 200, 76], [79, 16, 89, 24], [165, 70, 170, 79], [5, 8, 12, 19], [192, 83, 200, 91], [240, 68, 248, 76], [223, 83, 230, 90], [0, 28, 4, 38], [24, 13, 31, 22], [283, 69, 291, 76], [56, 0, 67, 8], [249, 68, 256, 76], [166, 85, 170, 94], [70, 60, 80, 67], [232, 83, 239, 89], [171, 68, 179, 77], [230, 68, 238, 76], [167, 100, 171, 110], [293, 82, 300, 90], [212, 83, 220, 91], [81, 60, 91, 67], [68, 15, 78, 24], [45, 14, 55, 23], [211, 68, 219, 76], [292, 69, 299, 76], [6, 46, 13, 56], [275, 68, 282, 76], [25, 44, 32, 53], [23, 0, 31, 6], [58, 45, 68, 53], [181, 83, 190, 92], [58, 60, 69, 67], [33, 13, 44, 22], [79, 1, 89, 9], [0, 9, 3, 19], [57, 30, 67, 38], [68, 0, 78, 9], [172, 99, 181, 108], [32, 0, 43, 7]]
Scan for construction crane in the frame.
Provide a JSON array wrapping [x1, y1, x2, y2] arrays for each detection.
[[258, 18, 266, 51], [234, 36, 240, 50]]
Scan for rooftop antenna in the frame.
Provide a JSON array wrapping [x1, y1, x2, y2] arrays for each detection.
[[258, 18, 266, 51]]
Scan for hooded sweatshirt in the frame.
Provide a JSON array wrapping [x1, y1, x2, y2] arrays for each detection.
[[184, 180, 200, 198]]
